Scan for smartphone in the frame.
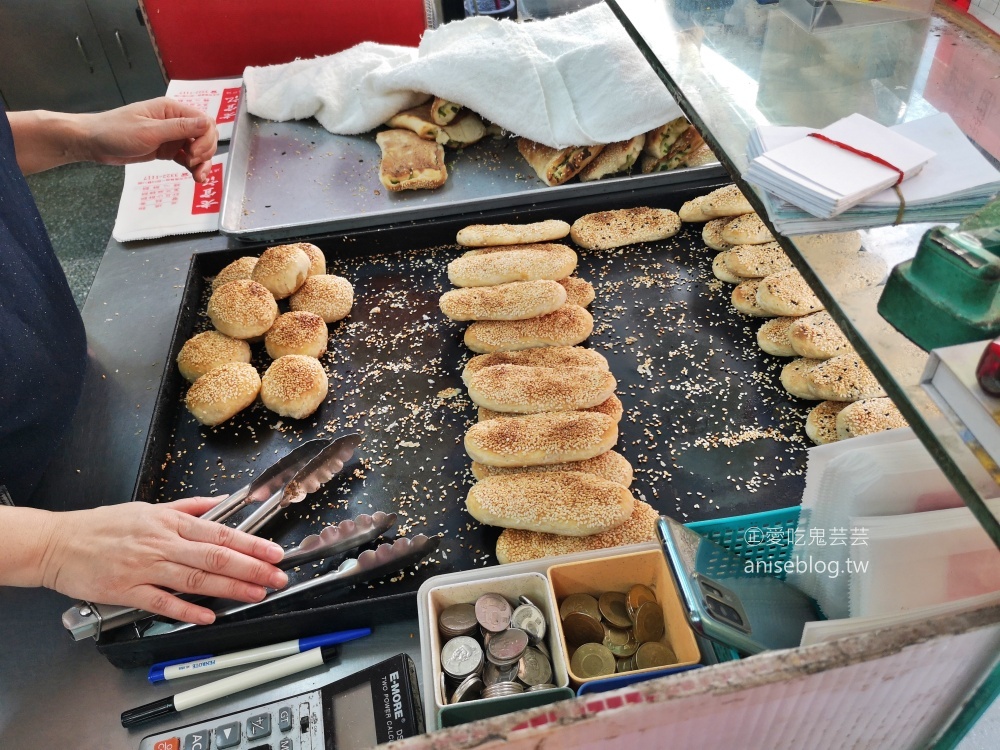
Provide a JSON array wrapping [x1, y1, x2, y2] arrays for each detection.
[[656, 516, 820, 655]]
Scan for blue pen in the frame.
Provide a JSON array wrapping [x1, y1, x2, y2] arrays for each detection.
[[147, 628, 371, 684]]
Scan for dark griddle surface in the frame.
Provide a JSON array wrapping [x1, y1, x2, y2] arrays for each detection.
[[141, 219, 808, 597], [101, 196, 810, 665]]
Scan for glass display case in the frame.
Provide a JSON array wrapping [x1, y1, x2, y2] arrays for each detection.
[[607, 0, 1000, 546]]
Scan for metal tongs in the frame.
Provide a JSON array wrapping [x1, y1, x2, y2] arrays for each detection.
[[61, 433, 387, 641], [167, 534, 440, 634]]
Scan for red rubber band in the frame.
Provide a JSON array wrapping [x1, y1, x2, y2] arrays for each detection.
[[808, 132, 905, 186]]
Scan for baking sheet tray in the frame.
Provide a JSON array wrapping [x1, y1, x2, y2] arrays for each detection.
[[219, 88, 727, 241], [102, 187, 811, 667]]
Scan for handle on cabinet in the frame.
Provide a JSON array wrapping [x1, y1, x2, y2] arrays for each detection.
[[114, 30, 133, 69], [74, 35, 95, 74]]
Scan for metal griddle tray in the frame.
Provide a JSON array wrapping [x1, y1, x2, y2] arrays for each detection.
[[220, 86, 727, 242], [102, 185, 809, 669]]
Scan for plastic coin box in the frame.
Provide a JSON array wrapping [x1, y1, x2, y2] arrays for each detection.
[[418, 542, 661, 728], [416, 511, 804, 726], [422, 571, 572, 727], [547, 549, 701, 687]]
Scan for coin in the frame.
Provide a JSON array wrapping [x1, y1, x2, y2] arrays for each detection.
[[511, 603, 547, 644], [535, 639, 551, 659], [616, 657, 632, 673], [526, 683, 558, 692], [603, 625, 631, 650], [598, 592, 633, 628], [633, 601, 665, 643], [484, 660, 518, 686], [519, 594, 541, 609], [439, 603, 479, 638], [482, 681, 524, 699], [450, 674, 484, 704], [440, 671, 449, 698], [441, 636, 483, 680], [483, 660, 502, 686], [487, 628, 529, 666], [626, 584, 657, 621], [476, 593, 512, 633], [516, 647, 553, 686], [609, 633, 640, 658], [559, 593, 600, 622], [571, 643, 616, 679], [562, 611, 605, 646], [635, 641, 677, 670]]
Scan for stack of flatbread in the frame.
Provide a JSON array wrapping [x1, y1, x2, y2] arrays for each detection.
[[440, 211, 681, 563], [517, 117, 717, 188], [680, 184, 907, 445], [377, 99, 718, 192], [376, 97, 492, 191]]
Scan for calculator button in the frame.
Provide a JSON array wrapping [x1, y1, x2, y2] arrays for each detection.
[[215, 722, 241, 749], [183, 730, 210, 750], [277, 706, 294, 732], [279, 739, 294, 750], [247, 712, 272, 739], [153, 739, 180, 750]]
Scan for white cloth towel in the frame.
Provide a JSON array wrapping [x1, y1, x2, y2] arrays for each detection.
[[243, 5, 682, 148]]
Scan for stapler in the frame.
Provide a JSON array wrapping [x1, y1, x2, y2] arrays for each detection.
[[878, 197, 1000, 351]]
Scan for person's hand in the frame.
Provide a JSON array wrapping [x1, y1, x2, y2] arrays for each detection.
[[39, 497, 288, 625], [81, 97, 219, 182]]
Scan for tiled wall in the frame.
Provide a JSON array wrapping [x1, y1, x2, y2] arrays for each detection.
[[971, 0, 1000, 34]]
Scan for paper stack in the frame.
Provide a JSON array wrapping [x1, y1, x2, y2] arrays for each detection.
[[746, 113, 935, 219], [112, 153, 227, 243], [922, 339, 1000, 479], [165, 78, 243, 142], [789, 426, 1000, 622], [745, 113, 1000, 235]]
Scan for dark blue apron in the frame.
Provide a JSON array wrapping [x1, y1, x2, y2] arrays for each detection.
[[0, 105, 87, 504]]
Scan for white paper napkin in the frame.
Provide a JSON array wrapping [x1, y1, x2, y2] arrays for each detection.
[[745, 113, 1000, 235], [165, 78, 243, 141], [112, 153, 227, 242]]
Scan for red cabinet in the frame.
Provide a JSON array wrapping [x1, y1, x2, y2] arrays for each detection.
[[141, 0, 429, 79]]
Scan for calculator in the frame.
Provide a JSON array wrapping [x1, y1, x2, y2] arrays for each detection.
[[138, 654, 423, 750]]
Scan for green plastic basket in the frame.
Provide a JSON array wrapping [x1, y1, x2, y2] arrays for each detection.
[[686, 506, 802, 580]]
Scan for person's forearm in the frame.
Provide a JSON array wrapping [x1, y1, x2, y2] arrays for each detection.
[[0, 506, 59, 588], [7, 110, 93, 174]]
